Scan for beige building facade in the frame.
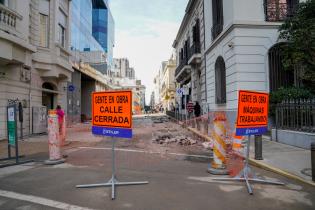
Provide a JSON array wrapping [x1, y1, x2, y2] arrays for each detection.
[[0, 0, 72, 140], [173, 0, 205, 115], [160, 56, 176, 111]]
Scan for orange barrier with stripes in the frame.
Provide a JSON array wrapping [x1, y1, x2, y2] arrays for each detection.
[[211, 112, 228, 169]]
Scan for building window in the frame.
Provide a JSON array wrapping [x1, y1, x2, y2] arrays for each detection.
[[0, 0, 8, 6], [192, 19, 200, 44], [212, 0, 223, 40], [39, 14, 49, 47], [268, 43, 294, 92], [215, 56, 226, 104], [39, 0, 49, 47], [58, 9, 67, 48], [58, 24, 65, 47], [264, 0, 299, 22]]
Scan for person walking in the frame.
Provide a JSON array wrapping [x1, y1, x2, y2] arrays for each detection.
[[194, 101, 201, 117], [194, 101, 201, 130]]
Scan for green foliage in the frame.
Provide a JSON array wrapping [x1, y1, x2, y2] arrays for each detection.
[[278, 0, 315, 89], [270, 87, 313, 104]]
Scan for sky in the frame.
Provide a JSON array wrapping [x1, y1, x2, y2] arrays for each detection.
[[110, 0, 189, 104]]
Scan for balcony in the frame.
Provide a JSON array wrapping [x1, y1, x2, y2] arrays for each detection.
[[265, 2, 298, 22], [0, 4, 22, 37], [175, 57, 191, 83], [188, 42, 201, 65]]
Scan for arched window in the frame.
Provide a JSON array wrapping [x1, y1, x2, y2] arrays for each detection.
[[42, 82, 55, 90], [268, 43, 294, 92], [215, 56, 226, 104]]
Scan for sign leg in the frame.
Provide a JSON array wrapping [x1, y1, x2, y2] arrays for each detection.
[[76, 136, 148, 200], [111, 137, 116, 200]]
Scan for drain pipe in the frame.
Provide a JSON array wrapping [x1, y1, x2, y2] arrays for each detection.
[[29, 67, 32, 137], [311, 142, 315, 182]]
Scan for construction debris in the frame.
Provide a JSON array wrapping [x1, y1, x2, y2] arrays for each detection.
[[152, 134, 197, 146]]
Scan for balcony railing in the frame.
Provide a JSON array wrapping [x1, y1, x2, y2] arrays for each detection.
[[0, 4, 22, 35], [211, 24, 223, 40], [275, 98, 315, 133], [265, 2, 298, 22], [175, 57, 188, 77], [188, 42, 201, 61]]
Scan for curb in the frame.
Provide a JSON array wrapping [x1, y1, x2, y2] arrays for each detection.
[[249, 158, 315, 187], [187, 127, 212, 142]]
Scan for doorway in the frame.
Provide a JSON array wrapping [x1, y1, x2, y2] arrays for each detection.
[[42, 82, 56, 110]]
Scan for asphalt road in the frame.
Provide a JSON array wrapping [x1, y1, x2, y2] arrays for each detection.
[[0, 116, 314, 210], [0, 146, 314, 210]]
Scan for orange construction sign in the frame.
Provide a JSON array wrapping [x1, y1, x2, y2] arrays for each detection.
[[236, 90, 269, 127], [92, 91, 132, 129]]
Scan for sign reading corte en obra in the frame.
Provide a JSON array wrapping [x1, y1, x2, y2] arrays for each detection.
[[236, 90, 269, 136], [92, 91, 132, 138]]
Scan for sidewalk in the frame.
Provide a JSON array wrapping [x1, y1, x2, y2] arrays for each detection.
[[249, 137, 313, 185], [185, 124, 314, 187]]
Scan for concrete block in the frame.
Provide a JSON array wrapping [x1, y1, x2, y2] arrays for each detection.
[[271, 129, 315, 149]]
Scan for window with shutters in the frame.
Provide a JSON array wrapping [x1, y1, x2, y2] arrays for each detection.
[[39, 14, 49, 47], [211, 0, 223, 40], [58, 9, 67, 48], [39, 0, 49, 48], [215, 56, 226, 104], [264, 0, 299, 21]]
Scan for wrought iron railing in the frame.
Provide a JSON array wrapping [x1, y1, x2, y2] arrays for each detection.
[[265, 2, 298, 22], [175, 57, 188, 77], [188, 42, 201, 61], [275, 99, 315, 132]]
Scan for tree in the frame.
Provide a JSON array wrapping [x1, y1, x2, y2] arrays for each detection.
[[278, 0, 315, 91]]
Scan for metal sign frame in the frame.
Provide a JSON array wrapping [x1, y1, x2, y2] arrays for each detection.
[[212, 90, 284, 195], [76, 90, 148, 200], [0, 104, 33, 168]]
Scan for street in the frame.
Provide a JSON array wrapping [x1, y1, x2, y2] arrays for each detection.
[[0, 115, 314, 210]]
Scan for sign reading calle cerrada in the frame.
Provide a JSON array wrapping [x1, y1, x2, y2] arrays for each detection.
[[236, 90, 269, 136], [92, 91, 132, 139]]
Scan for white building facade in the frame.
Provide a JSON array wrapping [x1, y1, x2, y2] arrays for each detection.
[[174, 0, 300, 115], [204, 0, 300, 112]]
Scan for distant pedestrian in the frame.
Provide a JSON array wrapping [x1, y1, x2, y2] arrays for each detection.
[[194, 101, 201, 117], [56, 105, 64, 131], [56, 105, 66, 150]]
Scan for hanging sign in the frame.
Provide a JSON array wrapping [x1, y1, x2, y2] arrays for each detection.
[[186, 102, 194, 113], [236, 90, 269, 136], [7, 105, 17, 146], [183, 85, 189, 95], [92, 91, 132, 138]]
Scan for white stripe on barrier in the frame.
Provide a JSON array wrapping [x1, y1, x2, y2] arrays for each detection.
[[213, 141, 226, 157], [213, 124, 225, 137]]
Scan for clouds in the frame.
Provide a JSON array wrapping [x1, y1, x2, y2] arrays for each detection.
[[111, 0, 188, 103]]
